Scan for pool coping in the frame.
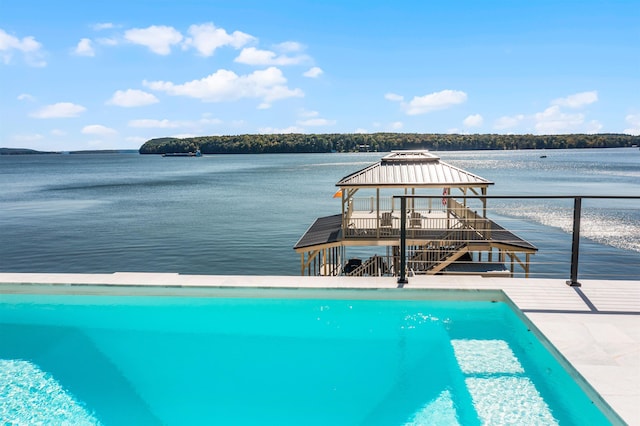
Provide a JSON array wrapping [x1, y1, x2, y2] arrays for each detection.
[[0, 273, 638, 425]]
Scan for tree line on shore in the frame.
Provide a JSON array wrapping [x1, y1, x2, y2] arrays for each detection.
[[138, 133, 639, 154]]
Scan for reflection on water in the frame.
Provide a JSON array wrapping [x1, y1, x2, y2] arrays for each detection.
[[492, 201, 640, 253]]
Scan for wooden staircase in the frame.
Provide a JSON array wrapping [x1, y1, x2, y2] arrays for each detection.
[[408, 228, 475, 275], [347, 255, 389, 276]]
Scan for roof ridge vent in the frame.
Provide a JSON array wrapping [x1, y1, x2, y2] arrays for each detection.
[[382, 150, 440, 163]]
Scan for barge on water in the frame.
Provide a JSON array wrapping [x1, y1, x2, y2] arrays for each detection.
[[162, 150, 201, 157], [294, 150, 537, 278]]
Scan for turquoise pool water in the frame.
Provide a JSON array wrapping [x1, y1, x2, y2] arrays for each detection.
[[0, 290, 613, 425]]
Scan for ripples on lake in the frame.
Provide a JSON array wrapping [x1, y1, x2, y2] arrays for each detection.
[[0, 149, 638, 278]]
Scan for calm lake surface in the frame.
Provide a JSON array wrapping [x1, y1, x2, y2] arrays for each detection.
[[1, 148, 638, 279]]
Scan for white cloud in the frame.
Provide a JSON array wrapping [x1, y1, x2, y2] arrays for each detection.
[[234, 47, 308, 66], [107, 89, 159, 107], [492, 91, 602, 134], [51, 129, 66, 136], [390, 121, 404, 130], [551, 91, 598, 108], [303, 66, 323, 78], [276, 41, 304, 52], [354, 128, 369, 133], [170, 133, 198, 139], [0, 29, 41, 53], [626, 113, 640, 126], [82, 124, 117, 135], [124, 25, 183, 55], [184, 23, 254, 56], [299, 109, 319, 117], [0, 28, 46, 66], [533, 102, 603, 134], [30, 102, 86, 118], [199, 117, 223, 125], [92, 23, 115, 31], [234, 47, 275, 64], [74, 38, 95, 56], [534, 105, 585, 134], [585, 120, 603, 134], [128, 119, 183, 128], [492, 91, 600, 134], [403, 90, 467, 115], [128, 117, 222, 129], [385, 93, 404, 102], [463, 114, 483, 127], [494, 114, 525, 130], [258, 126, 304, 134], [624, 113, 640, 135], [17, 93, 34, 101], [297, 118, 336, 126], [97, 37, 118, 46], [144, 67, 303, 104]]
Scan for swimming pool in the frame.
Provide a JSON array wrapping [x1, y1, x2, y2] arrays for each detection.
[[0, 287, 616, 425]]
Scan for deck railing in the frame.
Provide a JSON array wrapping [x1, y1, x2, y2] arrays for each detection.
[[344, 214, 452, 239], [345, 197, 451, 239], [395, 195, 640, 286], [350, 196, 441, 213]]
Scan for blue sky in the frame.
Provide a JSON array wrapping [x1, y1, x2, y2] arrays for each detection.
[[1, 0, 639, 151]]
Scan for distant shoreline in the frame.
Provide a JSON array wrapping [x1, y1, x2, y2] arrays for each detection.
[[2, 146, 638, 156], [3, 131, 639, 155], [0, 148, 139, 155]]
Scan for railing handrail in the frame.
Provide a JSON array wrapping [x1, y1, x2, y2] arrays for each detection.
[[393, 195, 640, 286], [398, 195, 640, 200]]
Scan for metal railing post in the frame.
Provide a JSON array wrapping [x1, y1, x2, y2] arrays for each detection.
[[567, 197, 582, 287], [398, 196, 408, 285]]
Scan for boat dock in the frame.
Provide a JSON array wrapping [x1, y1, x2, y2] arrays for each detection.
[[294, 150, 537, 277]]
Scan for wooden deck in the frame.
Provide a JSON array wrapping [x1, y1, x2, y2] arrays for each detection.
[[295, 211, 538, 251], [337, 209, 536, 252]]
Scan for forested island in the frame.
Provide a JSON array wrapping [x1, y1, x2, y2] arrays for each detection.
[[139, 133, 639, 154], [3, 134, 637, 156]]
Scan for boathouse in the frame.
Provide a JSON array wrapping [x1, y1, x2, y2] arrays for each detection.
[[294, 150, 537, 277]]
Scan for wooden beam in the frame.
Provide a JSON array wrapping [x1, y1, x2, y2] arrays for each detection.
[[302, 249, 321, 275]]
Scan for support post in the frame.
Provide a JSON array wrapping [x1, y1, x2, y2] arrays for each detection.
[[398, 196, 408, 285], [567, 197, 582, 287]]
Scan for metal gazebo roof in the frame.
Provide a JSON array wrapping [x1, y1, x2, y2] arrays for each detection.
[[336, 150, 494, 188]]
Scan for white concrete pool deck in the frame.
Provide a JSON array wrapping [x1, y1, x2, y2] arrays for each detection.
[[0, 273, 638, 425]]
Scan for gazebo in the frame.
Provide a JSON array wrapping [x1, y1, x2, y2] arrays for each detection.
[[294, 151, 536, 277]]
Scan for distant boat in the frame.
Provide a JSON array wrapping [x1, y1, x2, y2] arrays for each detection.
[[540, 155, 547, 158], [163, 150, 201, 157]]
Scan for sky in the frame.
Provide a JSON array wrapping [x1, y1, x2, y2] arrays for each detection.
[[1, 0, 639, 151]]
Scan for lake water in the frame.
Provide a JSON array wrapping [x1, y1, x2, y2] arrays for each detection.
[[0, 148, 638, 278]]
